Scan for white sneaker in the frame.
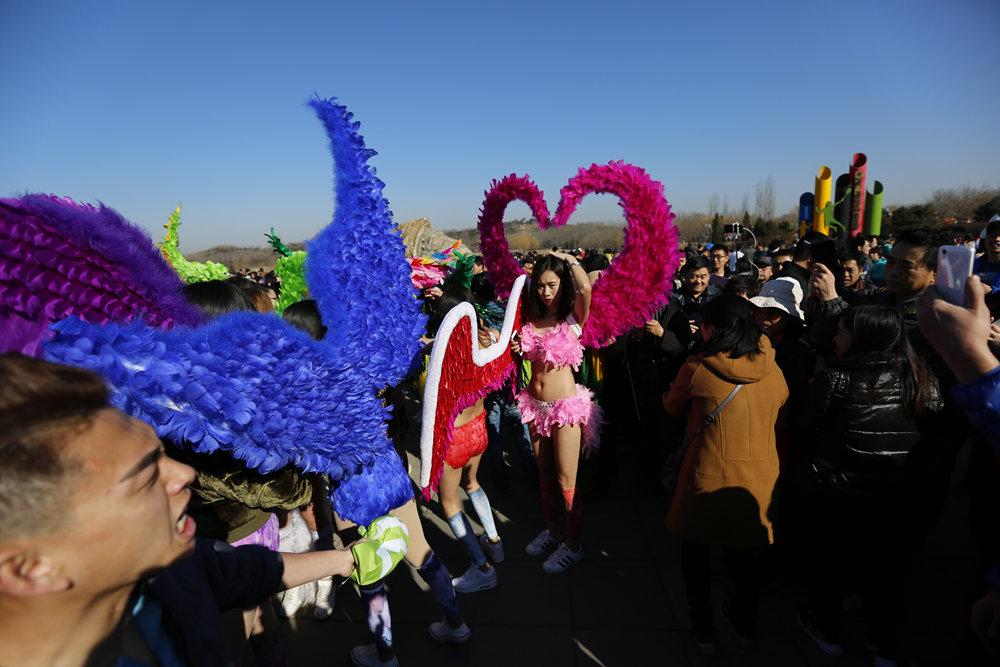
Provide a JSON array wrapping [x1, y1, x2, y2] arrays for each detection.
[[479, 534, 505, 563], [451, 564, 498, 593], [542, 542, 583, 574], [429, 618, 472, 644], [350, 643, 398, 667], [525, 528, 559, 557]]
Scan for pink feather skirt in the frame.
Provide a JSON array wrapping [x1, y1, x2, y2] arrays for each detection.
[[516, 384, 602, 453]]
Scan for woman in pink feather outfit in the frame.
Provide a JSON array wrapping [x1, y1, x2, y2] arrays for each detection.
[[511, 251, 601, 573]]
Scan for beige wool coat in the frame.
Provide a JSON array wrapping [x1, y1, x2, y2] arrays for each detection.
[[663, 337, 788, 548]]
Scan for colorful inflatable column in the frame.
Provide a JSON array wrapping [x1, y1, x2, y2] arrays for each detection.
[[798, 192, 814, 238], [864, 181, 884, 237], [832, 173, 852, 237], [848, 153, 867, 236], [813, 166, 832, 235]]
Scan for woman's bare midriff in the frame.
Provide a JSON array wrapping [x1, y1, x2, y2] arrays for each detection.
[[528, 363, 577, 402], [453, 398, 485, 429]]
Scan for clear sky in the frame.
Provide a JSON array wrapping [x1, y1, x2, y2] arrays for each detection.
[[2, 0, 998, 251]]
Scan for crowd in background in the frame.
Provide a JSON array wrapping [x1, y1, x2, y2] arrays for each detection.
[[3, 217, 1000, 667]]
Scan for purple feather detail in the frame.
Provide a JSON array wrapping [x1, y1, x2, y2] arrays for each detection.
[[0, 195, 202, 355]]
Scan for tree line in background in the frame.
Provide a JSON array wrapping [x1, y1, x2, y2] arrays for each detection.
[[185, 183, 1000, 269], [450, 181, 1000, 250]]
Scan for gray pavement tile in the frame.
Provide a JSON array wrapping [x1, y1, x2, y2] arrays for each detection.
[[461, 559, 575, 628], [570, 560, 677, 630], [572, 628, 688, 667], [642, 517, 682, 563], [578, 511, 653, 561], [684, 632, 812, 667]]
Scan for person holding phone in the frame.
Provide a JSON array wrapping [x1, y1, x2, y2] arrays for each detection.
[[975, 216, 1000, 293], [795, 306, 941, 663], [808, 229, 944, 359], [917, 276, 1000, 658]]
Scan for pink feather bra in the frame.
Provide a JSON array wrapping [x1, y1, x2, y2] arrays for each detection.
[[520, 315, 584, 370]]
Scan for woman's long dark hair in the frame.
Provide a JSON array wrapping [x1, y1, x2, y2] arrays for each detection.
[[283, 300, 327, 341], [427, 285, 476, 337], [700, 295, 763, 360], [182, 280, 253, 319], [839, 305, 933, 415], [523, 254, 575, 321]]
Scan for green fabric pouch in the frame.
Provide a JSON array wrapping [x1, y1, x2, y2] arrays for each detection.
[[350, 516, 410, 585]]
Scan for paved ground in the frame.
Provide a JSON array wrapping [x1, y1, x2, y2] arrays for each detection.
[[279, 424, 991, 667]]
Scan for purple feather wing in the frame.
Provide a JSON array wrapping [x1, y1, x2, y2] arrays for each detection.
[[0, 195, 202, 355]]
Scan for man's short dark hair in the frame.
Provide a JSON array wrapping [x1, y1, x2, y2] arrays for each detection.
[[893, 228, 949, 270], [710, 244, 729, 255], [0, 354, 109, 539], [682, 256, 712, 275], [839, 251, 866, 268]]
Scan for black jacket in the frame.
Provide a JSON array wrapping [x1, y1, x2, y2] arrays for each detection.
[[776, 262, 810, 294], [626, 301, 692, 393], [804, 356, 942, 496], [146, 539, 285, 666]]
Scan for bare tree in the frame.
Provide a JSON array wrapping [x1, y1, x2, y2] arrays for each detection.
[[928, 185, 1000, 222], [740, 191, 750, 217], [707, 193, 720, 218], [722, 195, 734, 219], [754, 175, 776, 222]]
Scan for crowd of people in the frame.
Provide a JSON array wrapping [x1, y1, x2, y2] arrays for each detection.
[[3, 215, 1000, 667]]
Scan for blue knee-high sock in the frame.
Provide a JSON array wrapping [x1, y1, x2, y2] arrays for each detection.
[[467, 487, 499, 541], [447, 512, 487, 567], [360, 582, 393, 653], [417, 552, 461, 623]]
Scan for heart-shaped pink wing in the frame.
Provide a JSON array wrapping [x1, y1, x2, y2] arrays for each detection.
[[477, 161, 680, 347]]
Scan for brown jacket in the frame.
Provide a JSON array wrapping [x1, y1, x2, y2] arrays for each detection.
[[663, 337, 788, 548]]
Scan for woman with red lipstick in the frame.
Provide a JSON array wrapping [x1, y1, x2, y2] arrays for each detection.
[[511, 251, 600, 573]]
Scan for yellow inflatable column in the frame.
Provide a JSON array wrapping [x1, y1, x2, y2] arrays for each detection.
[[813, 166, 832, 235]]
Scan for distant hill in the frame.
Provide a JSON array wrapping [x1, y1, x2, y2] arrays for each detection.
[[187, 242, 306, 272], [445, 219, 626, 252], [184, 216, 468, 271]]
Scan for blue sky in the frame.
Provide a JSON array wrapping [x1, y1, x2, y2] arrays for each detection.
[[2, 0, 998, 251]]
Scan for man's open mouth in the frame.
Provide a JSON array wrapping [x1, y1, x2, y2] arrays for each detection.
[[175, 513, 196, 538]]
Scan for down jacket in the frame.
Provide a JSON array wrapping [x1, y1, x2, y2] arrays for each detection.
[[805, 355, 942, 495]]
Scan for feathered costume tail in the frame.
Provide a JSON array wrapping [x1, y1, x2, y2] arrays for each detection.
[[159, 205, 231, 283]]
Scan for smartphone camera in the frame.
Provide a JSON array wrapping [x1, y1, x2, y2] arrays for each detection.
[[723, 222, 742, 242]]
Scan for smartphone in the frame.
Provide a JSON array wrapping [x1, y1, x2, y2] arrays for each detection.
[[809, 238, 840, 276], [936, 245, 975, 305]]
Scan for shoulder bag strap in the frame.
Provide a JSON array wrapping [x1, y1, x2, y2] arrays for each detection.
[[684, 383, 743, 447]]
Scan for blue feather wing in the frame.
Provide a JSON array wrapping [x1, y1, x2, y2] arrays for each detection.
[[304, 97, 426, 390], [44, 312, 412, 524]]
